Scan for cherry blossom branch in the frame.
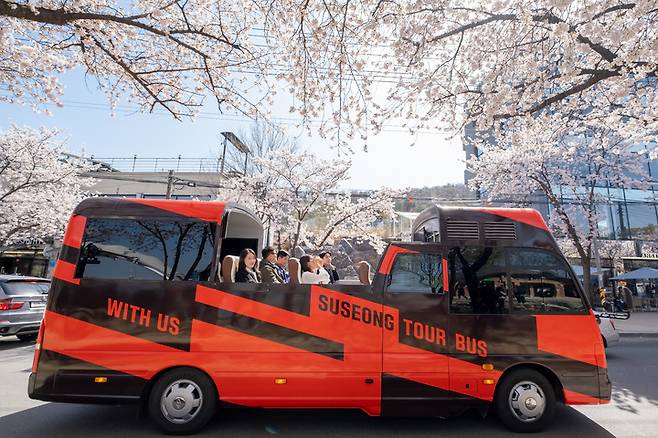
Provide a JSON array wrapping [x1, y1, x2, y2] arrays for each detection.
[[0, 1, 240, 51]]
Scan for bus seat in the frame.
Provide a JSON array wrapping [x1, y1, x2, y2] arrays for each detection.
[[288, 257, 302, 284], [222, 255, 239, 282], [356, 261, 372, 286]]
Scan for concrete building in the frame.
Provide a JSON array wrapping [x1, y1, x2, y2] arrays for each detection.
[[85, 171, 220, 199]]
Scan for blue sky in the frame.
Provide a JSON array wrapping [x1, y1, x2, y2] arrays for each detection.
[[0, 69, 466, 190]]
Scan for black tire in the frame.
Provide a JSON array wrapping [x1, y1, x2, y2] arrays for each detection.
[[494, 368, 556, 433], [16, 333, 37, 342], [148, 368, 217, 435]]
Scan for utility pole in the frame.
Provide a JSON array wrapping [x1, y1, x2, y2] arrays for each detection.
[[165, 170, 174, 199], [219, 136, 227, 179]]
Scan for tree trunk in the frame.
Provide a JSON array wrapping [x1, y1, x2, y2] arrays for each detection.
[[581, 256, 597, 307], [292, 220, 302, 254]]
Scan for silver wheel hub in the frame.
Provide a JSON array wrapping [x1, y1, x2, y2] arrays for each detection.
[[508, 381, 545, 423], [160, 379, 203, 424], [172, 397, 186, 410]]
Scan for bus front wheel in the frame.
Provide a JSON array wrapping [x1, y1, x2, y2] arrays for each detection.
[[494, 368, 556, 433], [148, 368, 217, 435]]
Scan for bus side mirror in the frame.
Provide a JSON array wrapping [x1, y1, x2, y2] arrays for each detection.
[[80, 243, 100, 265]]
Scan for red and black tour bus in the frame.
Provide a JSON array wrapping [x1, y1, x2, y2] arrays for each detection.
[[29, 198, 610, 434]]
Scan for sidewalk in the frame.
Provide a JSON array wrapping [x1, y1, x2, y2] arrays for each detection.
[[610, 312, 658, 337]]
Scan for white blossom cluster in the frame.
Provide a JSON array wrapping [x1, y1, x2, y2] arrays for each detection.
[[5, 1, 656, 138], [0, 125, 94, 245], [263, 1, 658, 143], [319, 189, 397, 253], [1, 0, 268, 118]]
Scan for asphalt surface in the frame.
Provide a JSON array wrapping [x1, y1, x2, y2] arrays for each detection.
[[1, 336, 657, 437]]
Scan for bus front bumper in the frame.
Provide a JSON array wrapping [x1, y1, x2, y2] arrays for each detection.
[[599, 368, 612, 403]]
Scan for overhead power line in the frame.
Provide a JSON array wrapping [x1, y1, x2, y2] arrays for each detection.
[[28, 99, 446, 135]]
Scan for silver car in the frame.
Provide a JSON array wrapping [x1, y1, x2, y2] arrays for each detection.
[[0, 275, 50, 341], [594, 311, 621, 348]]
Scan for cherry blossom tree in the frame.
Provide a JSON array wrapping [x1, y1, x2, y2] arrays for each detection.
[[316, 189, 397, 252], [0, 125, 93, 245], [217, 148, 396, 252], [467, 113, 656, 301], [246, 150, 350, 251]]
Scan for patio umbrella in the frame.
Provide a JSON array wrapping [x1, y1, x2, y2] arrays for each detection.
[[609, 267, 658, 281]]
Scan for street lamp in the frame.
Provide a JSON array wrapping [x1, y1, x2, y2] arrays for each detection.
[[220, 132, 250, 177]]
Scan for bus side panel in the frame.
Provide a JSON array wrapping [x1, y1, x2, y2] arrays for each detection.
[[535, 314, 606, 368], [448, 314, 534, 400], [192, 283, 383, 414], [48, 279, 198, 351], [32, 280, 384, 415], [29, 349, 146, 403], [448, 314, 607, 404], [535, 313, 610, 404]]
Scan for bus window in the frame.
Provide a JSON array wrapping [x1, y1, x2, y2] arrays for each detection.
[[388, 253, 444, 293], [508, 248, 586, 313], [448, 247, 509, 314], [76, 218, 215, 281]]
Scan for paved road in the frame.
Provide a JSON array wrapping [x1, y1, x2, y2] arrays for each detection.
[[613, 312, 658, 335], [1, 336, 657, 437]]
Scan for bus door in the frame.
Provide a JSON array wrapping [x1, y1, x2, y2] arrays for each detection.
[[446, 245, 510, 402], [381, 247, 451, 416]]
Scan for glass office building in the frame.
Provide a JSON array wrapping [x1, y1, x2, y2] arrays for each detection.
[[463, 124, 658, 276]]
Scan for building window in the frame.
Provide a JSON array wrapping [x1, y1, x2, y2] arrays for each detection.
[[76, 218, 215, 281]]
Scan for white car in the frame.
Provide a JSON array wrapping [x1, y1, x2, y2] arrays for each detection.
[[595, 312, 620, 348]]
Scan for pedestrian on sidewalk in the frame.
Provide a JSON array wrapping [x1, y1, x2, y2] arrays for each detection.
[[622, 285, 634, 312]]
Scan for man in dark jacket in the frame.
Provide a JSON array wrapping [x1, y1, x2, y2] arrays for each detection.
[[319, 251, 339, 284], [261, 246, 284, 284], [275, 250, 291, 284]]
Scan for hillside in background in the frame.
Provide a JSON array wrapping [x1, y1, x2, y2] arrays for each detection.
[[396, 183, 476, 212]]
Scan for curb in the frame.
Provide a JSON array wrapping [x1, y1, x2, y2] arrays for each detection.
[[618, 332, 658, 338]]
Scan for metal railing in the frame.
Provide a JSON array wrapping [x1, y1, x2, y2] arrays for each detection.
[[90, 156, 225, 173]]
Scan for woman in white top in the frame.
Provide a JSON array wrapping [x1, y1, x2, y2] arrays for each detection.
[[300, 255, 331, 284]]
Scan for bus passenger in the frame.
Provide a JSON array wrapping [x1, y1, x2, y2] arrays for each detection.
[[319, 251, 340, 284], [456, 282, 466, 299], [275, 250, 291, 284], [260, 246, 283, 284], [300, 255, 331, 285], [235, 248, 261, 283]]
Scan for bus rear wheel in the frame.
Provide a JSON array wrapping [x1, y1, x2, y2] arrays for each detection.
[[494, 368, 556, 433], [148, 368, 217, 435]]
